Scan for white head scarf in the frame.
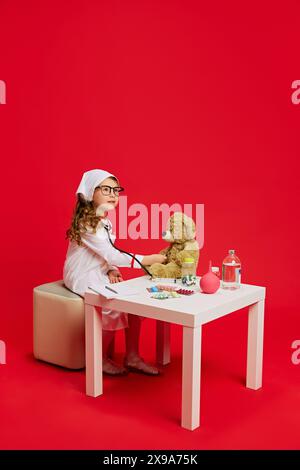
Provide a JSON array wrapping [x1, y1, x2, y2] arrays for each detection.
[[76, 169, 119, 202]]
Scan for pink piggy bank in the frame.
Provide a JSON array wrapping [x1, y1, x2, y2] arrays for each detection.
[[200, 260, 220, 294]]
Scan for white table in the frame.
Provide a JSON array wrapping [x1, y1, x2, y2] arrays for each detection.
[[84, 275, 266, 431]]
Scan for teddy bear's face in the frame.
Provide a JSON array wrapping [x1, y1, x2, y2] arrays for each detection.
[[162, 212, 196, 243]]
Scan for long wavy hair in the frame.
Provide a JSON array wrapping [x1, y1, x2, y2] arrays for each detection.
[[66, 176, 118, 246]]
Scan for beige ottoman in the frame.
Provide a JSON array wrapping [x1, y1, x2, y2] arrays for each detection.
[[33, 280, 85, 369]]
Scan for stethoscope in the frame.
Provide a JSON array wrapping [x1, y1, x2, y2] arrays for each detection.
[[102, 219, 153, 278]]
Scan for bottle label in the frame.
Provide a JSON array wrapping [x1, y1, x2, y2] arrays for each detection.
[[222, 264, 241, 285]]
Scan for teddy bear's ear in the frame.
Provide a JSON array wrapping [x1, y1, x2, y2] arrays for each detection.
[[172, 212, 184, 241], [183, 214, 196, 240], [166, 214, 173, 231]]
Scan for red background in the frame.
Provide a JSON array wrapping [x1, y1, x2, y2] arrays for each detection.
[[0, 0, 299, 449]]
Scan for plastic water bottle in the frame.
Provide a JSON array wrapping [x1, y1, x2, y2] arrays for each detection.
[[222, 249, 241, 290]]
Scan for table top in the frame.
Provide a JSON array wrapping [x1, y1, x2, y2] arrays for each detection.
[[84, 275, 266, 327]]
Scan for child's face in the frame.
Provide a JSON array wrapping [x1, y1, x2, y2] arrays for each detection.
[[93, 177, 120, 210]]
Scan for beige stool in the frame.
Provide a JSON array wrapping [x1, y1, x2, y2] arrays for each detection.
[[33, 280, 116, 369], [33, 280, 86, 369], [33, 280, 165, 371]]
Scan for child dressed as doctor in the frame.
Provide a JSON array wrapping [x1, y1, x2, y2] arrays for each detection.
[[63, 169, 167, 375]]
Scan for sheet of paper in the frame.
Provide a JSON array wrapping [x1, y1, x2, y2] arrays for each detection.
[[88, 284, 140, 299]]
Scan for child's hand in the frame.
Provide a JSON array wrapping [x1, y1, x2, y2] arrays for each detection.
[[142, 254, 167, 265], [107, 269, 123, 283]]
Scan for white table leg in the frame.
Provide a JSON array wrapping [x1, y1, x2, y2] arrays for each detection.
[[85, 304, 102, 397], [156, 320, 171, 365], [181, 325, 202, 430], [246, 299, 265, 390]]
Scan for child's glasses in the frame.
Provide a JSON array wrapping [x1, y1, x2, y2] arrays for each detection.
[[95, 185, 124, 197]]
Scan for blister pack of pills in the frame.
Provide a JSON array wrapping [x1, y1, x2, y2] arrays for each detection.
[[155, 284, 179, 292], [151, 291, 170, 299], [151, 290, 181, 299], [176, 288, 195, 295], [146, 286, 160, 293]]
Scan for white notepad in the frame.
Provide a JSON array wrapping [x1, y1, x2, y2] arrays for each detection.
[[88, 284, 140, 299]]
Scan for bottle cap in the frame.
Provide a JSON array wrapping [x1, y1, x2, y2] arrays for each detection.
[[229, 249, 235, 254]]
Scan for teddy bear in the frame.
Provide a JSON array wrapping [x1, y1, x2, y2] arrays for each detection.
[[148, 212, 200, 279]]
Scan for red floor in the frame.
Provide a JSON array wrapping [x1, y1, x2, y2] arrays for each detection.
[[1, 300, 299, 450]]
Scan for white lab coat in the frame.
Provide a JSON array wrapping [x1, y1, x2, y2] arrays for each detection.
[[63, 217, 144, 330]]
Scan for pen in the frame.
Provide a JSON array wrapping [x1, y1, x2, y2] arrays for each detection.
[[105, 285, 118, 294], [88, 285, 118, 295], [88, 286, 102, 295]]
